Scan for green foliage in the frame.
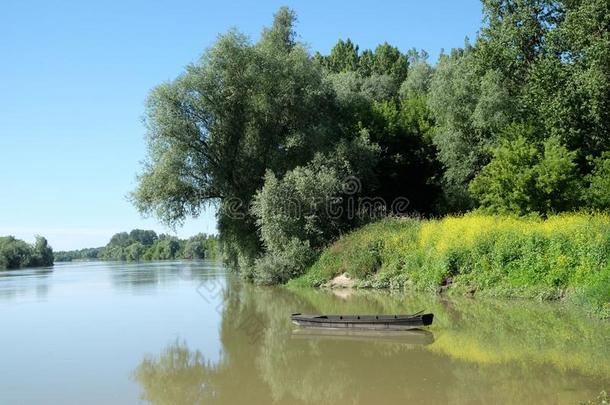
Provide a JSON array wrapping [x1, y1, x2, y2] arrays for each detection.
[[252, 166, 341, 253], [125, 242, 145, 261], [131, 8, 436, 280], [360, 74, 397, 102], [54, 247, 102, 262], [249, 135, 379, 283], [477, 0, 561, 86], [428, 46, 518, 210], [132, 7, 339, 272], [56, 230, 219, 262], [30, 236, 54, 267], [470, 128, 581, 215], [366, 95, 439, 212], [249, 238, 316, 285], [182, 233, 218, 260], [144, 235, 181, 261], [357, 49, 375, 76], [428, 0, 610, 211], [101, 229, 158, 261], [523, 0, 610, 156], [584, 153, 610, 210], [132, 5, 610, 284], [0, 235, 54, 270], [318, 39, 409, 83], [324, 45, 440, 213], [292, 218, 420, 287], [325, 38, 359, 73], [347, 239, 384, 280], [371, 42, 409, 83], [128, 229, 158, 246], [293, 214, 610, 317], [399, 60, 432, 99], [252, 135, 379, 252]]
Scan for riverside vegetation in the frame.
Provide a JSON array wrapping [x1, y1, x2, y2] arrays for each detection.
[[54, 230, 218, 262], [289, 214, 610, 318], [0, 236, 53, 270], [130, 0, 610, 314]]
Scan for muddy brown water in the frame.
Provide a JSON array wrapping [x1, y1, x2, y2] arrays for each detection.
[[1, 260, 608, 404]]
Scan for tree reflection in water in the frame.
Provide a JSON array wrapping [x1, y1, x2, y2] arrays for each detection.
[[133, 279, 610, 404], [133, 341, 220, 404]]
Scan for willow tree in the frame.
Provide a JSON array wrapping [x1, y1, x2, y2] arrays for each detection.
[[132, 8, 339, 269]]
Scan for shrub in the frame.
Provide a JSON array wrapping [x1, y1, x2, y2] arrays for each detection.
[[585, 152, 610, 210], [250, 135, 380, 284], [251, 134, 379, 254], [252, 239, 316, 285], [470, 130, 582, 215]]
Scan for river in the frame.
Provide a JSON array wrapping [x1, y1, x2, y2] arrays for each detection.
[[0, 260, 608, 404]]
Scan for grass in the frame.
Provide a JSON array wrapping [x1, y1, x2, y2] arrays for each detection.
[[288, 213, 610, 318]]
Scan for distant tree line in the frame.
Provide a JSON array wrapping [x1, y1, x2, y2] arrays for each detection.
[[53, 247, 103, 262], [54, 229, 218, 262], [0, 236, 54, 270], [131, 2, 610, 283]]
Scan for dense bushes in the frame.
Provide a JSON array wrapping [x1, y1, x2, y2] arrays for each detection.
[[469, 130, 582, 215], [246, 239, 316, 285], [0, 236, 54, 270], [291, 214, 610, 317], [585, 153, 610, 210], [247, 135, 381, 283]]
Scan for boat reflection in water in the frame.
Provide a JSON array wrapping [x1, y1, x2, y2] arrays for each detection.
[[291, 327, 434, 346]]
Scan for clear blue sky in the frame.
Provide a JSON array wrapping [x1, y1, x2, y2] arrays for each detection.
[[0, 0, 482, 250]]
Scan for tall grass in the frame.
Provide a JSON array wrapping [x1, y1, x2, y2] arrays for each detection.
[[289, 213, 610, 317]]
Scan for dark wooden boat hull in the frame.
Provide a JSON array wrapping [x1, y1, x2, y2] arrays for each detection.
[[291, 313, 433, 331]]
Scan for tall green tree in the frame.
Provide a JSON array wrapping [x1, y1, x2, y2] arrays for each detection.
[[372, 42, 409, 83], [470, 125, 581, 215], [477, 0, 563, 86], [321, 39, 440, 214], [132, 7, 340, 270], [524, 0, 610, 159], [428, 45, 517, 210], [31, 236, 54, 267], [326, 38, 359, 73]]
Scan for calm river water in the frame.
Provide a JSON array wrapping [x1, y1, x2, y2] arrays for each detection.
[[0, 260, 608, 404]]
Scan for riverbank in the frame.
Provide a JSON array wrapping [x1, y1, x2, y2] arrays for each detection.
[[288, 214, 610, 318]]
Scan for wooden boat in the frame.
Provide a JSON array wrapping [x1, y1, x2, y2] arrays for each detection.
[[291, 311, 433, 331]]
